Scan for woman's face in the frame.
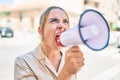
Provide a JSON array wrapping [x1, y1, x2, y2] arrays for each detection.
[[43, 9, 69, 50]]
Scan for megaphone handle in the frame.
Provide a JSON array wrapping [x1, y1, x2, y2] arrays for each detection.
[[75, 73, 77, 80]]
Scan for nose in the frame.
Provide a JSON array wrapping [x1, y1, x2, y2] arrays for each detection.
[[57, 23, 68, 31]]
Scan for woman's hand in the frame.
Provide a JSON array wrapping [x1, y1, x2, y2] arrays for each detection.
[[57, 46, 84, 80], [64, 46, 84, 75]]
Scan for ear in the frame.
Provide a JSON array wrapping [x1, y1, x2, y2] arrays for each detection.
[[38, 26, 42, 35]]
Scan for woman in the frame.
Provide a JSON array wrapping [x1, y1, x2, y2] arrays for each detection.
[[14, 6, 84, 80]]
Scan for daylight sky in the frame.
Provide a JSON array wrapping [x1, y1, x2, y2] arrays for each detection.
[[0, 0, 13, 5]]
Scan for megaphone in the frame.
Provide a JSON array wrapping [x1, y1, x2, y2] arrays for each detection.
[[57, 9, 110, 51]]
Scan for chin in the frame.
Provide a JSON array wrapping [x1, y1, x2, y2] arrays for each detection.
[[55, 43, 63, 50]]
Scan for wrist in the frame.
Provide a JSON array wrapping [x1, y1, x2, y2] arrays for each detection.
[[57, 69, 72, 80]]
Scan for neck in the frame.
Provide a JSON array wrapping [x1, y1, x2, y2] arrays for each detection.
[[41, 42, 60, 58], [41, 42, 62, 71]]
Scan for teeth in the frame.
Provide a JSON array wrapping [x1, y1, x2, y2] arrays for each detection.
[[57, 39, 60, 43], [57, 32, 60, 35], [57, 32, 62, 36]]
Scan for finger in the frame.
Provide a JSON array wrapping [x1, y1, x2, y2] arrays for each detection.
[[77, 62, 84, 67], [72, 60, 84, 68], [70, 46, 81, 52], [71, 56, 84, 63], [76, 57, 85, 63], [73, 56, 84, 61], [70, 51, 83, 58]]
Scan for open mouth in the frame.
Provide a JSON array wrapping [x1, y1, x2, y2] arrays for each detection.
[[55, 32, 63, 46]]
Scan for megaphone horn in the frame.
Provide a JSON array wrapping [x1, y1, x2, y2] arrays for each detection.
[[57, 9, 110, 51]]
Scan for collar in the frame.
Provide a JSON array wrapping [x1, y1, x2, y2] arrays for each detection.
[[32, 44, 66, 77]]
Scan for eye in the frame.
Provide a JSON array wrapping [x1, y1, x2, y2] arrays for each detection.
[[63, 19, 69, 24], [50, 18, 58, 23]]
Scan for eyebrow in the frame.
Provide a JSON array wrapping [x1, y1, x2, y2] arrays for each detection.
[[49, 18, 57, 21], [49, 18, 69, 21]]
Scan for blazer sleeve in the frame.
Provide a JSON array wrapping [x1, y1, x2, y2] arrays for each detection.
[[14, 56, 37, 80]]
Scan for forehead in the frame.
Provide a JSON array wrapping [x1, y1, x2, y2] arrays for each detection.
[[48, 9, 68, 19]]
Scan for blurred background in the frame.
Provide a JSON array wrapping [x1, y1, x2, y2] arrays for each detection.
[[0, 0, 120, 80]]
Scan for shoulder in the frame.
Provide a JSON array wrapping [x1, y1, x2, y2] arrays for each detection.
[[15, 45, 39, 66], [14, 50, 34, 67], [15, 45, 42, 67]]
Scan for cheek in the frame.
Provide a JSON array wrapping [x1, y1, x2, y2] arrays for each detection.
[[46, 24, 57, 34], [44, 31, 56, 47], [44, 26, 56, 41], [45, 26, 56, 35]]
